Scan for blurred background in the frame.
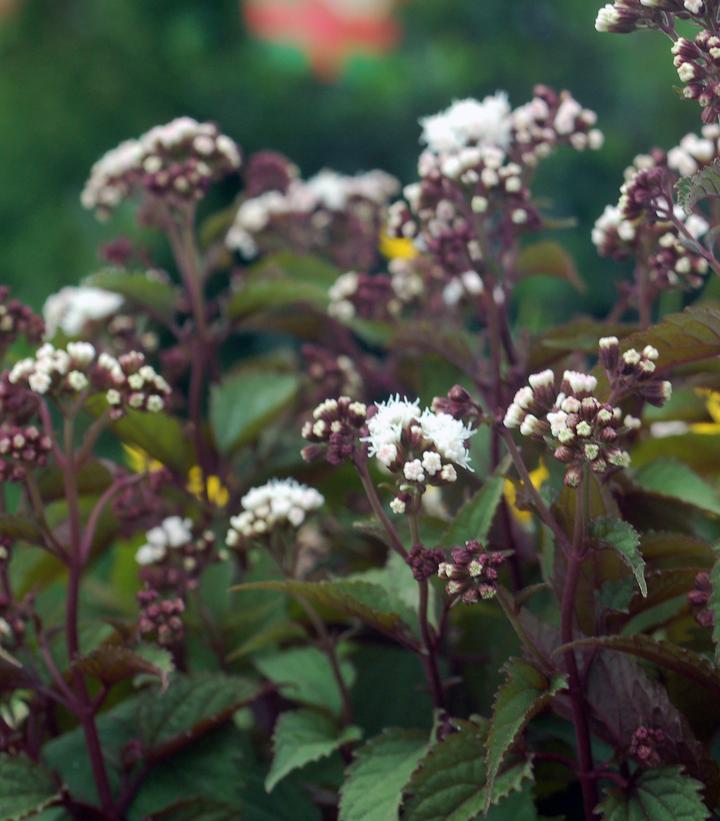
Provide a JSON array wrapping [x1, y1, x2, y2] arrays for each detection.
[[0, 0, 697, 319]]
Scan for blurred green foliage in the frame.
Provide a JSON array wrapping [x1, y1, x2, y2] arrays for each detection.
[[0, 0, 699, 315]]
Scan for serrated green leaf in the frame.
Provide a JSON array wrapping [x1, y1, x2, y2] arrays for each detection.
[[232, 579, 416, 643], [138, 674, 263, 757], [266, 710, 361, 792], [87, 268, 178, 323], [209, 370, 299, 453], [254, 646, 355, 718], [559, 635, 720, 694], [440, 475, 505, 547], [677, 158, 720, 213], [590, 517, 646, 597], [604, 305, 720, 382], [403, 721, 534, 821], [73, 644, 168, 687], [0, 754, 58, 820], [633, 460, 720, 517], [709, 554, 720, 666], [598, 765, 707, 820], [485, 659, 566, 810], [339, 728, 428, 821]]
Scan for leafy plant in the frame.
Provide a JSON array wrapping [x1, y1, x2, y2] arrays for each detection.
[[2, 6, 720, 818]]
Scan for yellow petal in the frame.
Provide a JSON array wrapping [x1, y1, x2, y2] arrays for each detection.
[[123, 444, 164, 474], [379, 234, 418, 260]]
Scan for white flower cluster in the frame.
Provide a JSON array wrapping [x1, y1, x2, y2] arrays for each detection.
[[419, 91, 602, 172], [81, 117, 241, 216], [442, 269, 484, 307], [136, 516, 194, 566], [42, 286, 124, 339], [420, 94, 514, 155], [667, 126, 720, 178], [225, 478, 324, 547], [362, 395, 474, 513], [9, 342, 97, 395], [97, 351, 170, 415], [226, 169, 398, 256], [8, 343, 170, 414], [596, 0, 702, 32]]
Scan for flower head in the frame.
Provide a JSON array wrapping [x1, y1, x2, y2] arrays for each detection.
[[225, 478, 324, 549]]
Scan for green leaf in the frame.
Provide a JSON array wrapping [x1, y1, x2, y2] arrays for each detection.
[[209, 370, 299, 453], [403, 721, 534, 821], [598, 765, 707, 820], [339, 729, 428, 821], [590, 517, 646, 597], [0, 515, 42, 545], [0, 754, 58, 820], [130, 724, 322, 821], [709, 554, 720, 665], [138, 674, 262, 757], [440, 475, 505, 548], [87, 268, 178, 323], [266, 709, 361, 792], [607, 305, 720, 379], [633, 460, 720, 517], [559, 635, 720, 694], [87, 396, 195, 475], [516, 241, 584, 292], [73, 644, 168, 687], [485, 659, 566, 810], [146, 799, 240, 820], [227, 278, 328, 319], [232, 579, 416, 643], [254, 646, 355, 718], [676, 158, 720, 213]]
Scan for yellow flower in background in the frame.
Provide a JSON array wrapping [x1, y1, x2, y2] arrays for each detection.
[[123, 444, 164, 474], [380, 233, 418, 260], [124, 445, 229, 508], [690, 389, 720, 435], [504, 459, 549, 526], [187, 466, 230, 508]]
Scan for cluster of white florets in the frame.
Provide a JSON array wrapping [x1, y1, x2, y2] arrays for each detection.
[[362, 396, 474, 513], [8, 342, 170, 415], [225, 478, 324, 547], [9, 342, 98, 396], [442, 269, 485, 307], [136, 516, 194, 566], [81, 117, 241, 217], [419, 90, 602, 170], [226, 169, 398, 257], [420, 94, 514, 155], [95, 351, 171, 416], [667, 126, 720, 177], [504, 367, 638, 486], [593, 145, 711, 292], [595, 1, 703, 34], [42, 286, 124, 339]]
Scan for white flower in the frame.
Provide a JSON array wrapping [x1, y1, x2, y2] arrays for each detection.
[[420, 93, 513, 155], [363, 396, 421, 456], [43, 287, 123, 339], [228, 478, 324, 545], [419, 410, 474, 470], [389, 498, 406, 514], [136, 542, 166, 566], [404, 459, 425, 482], [422, 451, 443, 476]]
